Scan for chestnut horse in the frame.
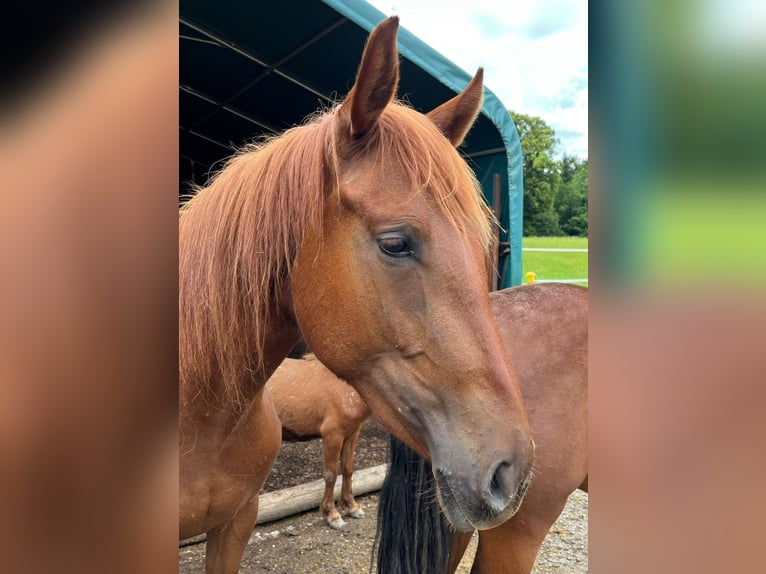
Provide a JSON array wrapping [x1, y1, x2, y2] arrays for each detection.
[[267, 354, 371, 529], [375, 283, 588, 574], [179, 17, 534, 574]]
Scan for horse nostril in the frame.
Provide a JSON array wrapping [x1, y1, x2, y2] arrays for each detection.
[[486, 459, 513, 510], [489, 463, 505, 498]]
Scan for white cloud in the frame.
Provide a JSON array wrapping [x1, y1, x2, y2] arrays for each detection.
[[368, 0, 588, 159]]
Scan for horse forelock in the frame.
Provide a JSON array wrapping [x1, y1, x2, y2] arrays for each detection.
[[366, 102, 497, 265]]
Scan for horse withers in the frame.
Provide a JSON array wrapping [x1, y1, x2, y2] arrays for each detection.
[[179, 16, 533, 574], [267, 354, 371, 529], [375, 283, 588, 574]]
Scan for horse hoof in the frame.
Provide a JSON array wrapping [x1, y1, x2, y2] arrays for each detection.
[[327, 517, 346, 530], [347, 507, 366, 519]]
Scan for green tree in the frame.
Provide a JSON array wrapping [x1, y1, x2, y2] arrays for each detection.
[[555, 158, 588, 236], [510, 111, 561, 236], [559, 153, 580, 184]]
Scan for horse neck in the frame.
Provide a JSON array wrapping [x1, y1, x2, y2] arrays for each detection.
[[258, 315, 303, 391], [181, 289, 302, 413]]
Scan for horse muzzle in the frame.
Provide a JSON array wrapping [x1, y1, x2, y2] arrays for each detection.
[[433, 441, 535, 532]]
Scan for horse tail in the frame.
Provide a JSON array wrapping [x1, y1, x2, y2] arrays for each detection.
[[372, 436, 452, 574]]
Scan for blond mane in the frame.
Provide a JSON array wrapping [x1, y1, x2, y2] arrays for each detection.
[[179, 101, 495, 406]]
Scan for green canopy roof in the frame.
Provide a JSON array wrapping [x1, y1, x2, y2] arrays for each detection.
[[180, 0, 523, 287]]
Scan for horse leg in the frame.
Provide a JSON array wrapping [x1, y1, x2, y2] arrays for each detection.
[[204, 496, 260, 574], [469, 526, 542, 574], [340, 427, 365, 518], [203, 386, 282, 573], [320, 430, 346, 529], [469, 494, 571, 574], [449, 530, 475, 573]]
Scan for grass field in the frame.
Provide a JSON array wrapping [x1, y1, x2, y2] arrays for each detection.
[[522, 237, 588, 287]]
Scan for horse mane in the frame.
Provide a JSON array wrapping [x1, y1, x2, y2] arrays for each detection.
[[179, 101, 496, 406], [372, 436, 453, 574]]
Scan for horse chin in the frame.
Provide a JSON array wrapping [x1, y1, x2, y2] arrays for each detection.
[[433, 469, 475, 532], [433, 465, 533, 532]]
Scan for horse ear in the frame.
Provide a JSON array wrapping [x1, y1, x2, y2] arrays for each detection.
[[427, 68, 484, 147], [340, 16, 400, 138]]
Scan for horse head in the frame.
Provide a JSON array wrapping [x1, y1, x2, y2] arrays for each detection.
[[290, 17, 534, 531]]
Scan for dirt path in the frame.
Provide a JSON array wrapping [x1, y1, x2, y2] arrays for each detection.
[[179, 419, 588, 573], [179, 490, 587, 573]]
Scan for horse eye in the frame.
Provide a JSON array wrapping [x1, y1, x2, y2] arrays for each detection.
[[378, 235, 414, 258]]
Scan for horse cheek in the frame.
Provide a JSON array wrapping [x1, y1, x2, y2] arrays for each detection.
[[290, 231, 370, 379]]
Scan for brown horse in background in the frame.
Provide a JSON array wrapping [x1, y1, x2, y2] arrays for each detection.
[[180, 17, 534, 574], [267, 354, 371, 529], [375, 283, 588, 574]]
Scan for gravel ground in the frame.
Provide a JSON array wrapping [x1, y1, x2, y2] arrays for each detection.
[[531, 490, 589, 573], [179, 418, 588, 573]]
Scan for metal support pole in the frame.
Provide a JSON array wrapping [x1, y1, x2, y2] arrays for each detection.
[[489, 173, 502, 292]]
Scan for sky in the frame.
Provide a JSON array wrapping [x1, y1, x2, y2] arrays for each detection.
[[367, 0, 588, 159]]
